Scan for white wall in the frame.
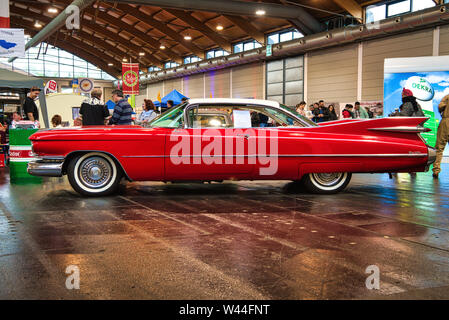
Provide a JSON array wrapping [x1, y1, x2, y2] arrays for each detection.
[[36, 93, 86, 128]]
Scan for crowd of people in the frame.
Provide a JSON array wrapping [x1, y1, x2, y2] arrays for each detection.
[[295, 100, 377, 123], [0, 87, 187, 136]]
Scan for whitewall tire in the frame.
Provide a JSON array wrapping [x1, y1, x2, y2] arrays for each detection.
[[67, 152, 122, 196], [301, 172, 352, 194]]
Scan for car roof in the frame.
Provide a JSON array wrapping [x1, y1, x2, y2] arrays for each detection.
[[187, 98, 280, 108]]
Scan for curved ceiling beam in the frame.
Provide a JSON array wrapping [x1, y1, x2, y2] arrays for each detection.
[[165, 9, 232, 52], [11, 16, 123, 68], [83, 7, 181, 62], [33, 0, 170, 65], [10, 7, 123, 62], [9, 0, 96, 64], [103, 0, 323, 34], [11, 22, 122, 77], [332, 0, 363, 20], [80, 24, 162, 67], [222, 15, 265, 45], [100, 2, 205, 59], [10, 4, 157, 67]]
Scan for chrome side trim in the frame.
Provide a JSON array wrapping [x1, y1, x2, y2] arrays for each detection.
[[369, 127, 429, 133], [40, 156, 65, 161], [27, 161, 63, 177], [122, 155, 164, 158], [121, 153, 428, 158]]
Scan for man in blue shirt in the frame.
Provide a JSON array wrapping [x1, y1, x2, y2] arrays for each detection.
[[109, 89, 133, 125]]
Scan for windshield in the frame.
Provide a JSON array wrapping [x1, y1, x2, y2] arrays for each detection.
[[279, 104, 317, 127], [149, 103, 186, 128]]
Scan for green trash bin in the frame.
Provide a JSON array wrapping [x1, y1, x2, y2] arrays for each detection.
[[9, 128, 42, 183]]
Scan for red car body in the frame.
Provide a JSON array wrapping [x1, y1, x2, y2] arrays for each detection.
[[27, 99, 436, 196]]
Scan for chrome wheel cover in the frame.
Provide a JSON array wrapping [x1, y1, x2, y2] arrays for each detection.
[[311, 173, 344, 187], [78, 156, 112, 189]]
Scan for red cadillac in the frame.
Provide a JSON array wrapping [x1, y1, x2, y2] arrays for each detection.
[[28, 98, 436, 196]]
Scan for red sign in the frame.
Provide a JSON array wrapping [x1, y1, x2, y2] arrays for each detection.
[[122, 63, 139, 95], [0, 0, 10, 28], [45, 80, 58, 93]]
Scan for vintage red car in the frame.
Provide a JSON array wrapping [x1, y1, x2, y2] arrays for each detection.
[[28, 98, 436, 196]]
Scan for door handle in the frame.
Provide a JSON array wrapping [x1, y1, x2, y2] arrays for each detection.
[[237, 134, 250, 140]]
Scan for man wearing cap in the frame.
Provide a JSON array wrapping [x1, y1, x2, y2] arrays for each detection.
[[23, 86, 41, 121], [432, 94, 449, 179], [109, 89, 133, 125]]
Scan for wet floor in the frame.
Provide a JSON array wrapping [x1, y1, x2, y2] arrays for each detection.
[[1, 167, 449, 299]]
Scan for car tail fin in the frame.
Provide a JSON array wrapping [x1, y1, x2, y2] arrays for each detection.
[[314, 117, 430, 135]]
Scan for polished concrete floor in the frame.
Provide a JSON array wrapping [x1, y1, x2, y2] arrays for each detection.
[[1, 166, 449, 300]]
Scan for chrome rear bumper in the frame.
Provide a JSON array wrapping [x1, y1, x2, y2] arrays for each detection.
[[427, 146, 437, 166], [27, 160, 63, 177]]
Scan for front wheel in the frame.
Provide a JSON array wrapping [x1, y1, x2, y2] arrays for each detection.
[[301, 172, 352, 194], [67, 152, 122, 196]]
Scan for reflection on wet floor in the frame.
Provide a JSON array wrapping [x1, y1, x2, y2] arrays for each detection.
[[1, 166, 449, 299]]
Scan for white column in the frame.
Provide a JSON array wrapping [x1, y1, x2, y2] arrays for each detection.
[[303, 53, 308, 103], [262, 61, 266, 99], [230, 68, 233, 98], [203, 72, 206, 98], [357, 42, 363, 101], [433, 26, 440, 56]]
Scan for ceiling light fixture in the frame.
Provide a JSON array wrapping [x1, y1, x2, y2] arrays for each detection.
[[122, 58, 127, 62], [48, 8, 58, 13], [108, 63, 113, 66], [159, 45, 166, 49], [34, 21, 42, 28], [184, 35, 192, 40], [255, 9, 266, 16], [139, 52, 145, 56], [216, 25, 223, 31]]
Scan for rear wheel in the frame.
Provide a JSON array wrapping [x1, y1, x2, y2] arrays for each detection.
[[302, 172, 352, 194], [67, 152, 122, 196]]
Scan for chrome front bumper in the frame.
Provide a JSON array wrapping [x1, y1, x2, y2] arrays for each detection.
[[27, 159, 64, 177]]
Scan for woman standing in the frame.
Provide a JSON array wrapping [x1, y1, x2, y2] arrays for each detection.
[[295, 101, 307, 117], [328, 104, 338, 121], [391, 88, 425, 117]]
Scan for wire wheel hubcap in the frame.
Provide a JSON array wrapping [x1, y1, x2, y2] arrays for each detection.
[[79, 157, 112, 189], [312, 173, 344, 187]]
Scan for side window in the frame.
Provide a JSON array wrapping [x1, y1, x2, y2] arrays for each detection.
[[250, 106, 304, 128], [260, 106, 303, 127], [249, 109, 277, 128], [188, 106, 233, 128]]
